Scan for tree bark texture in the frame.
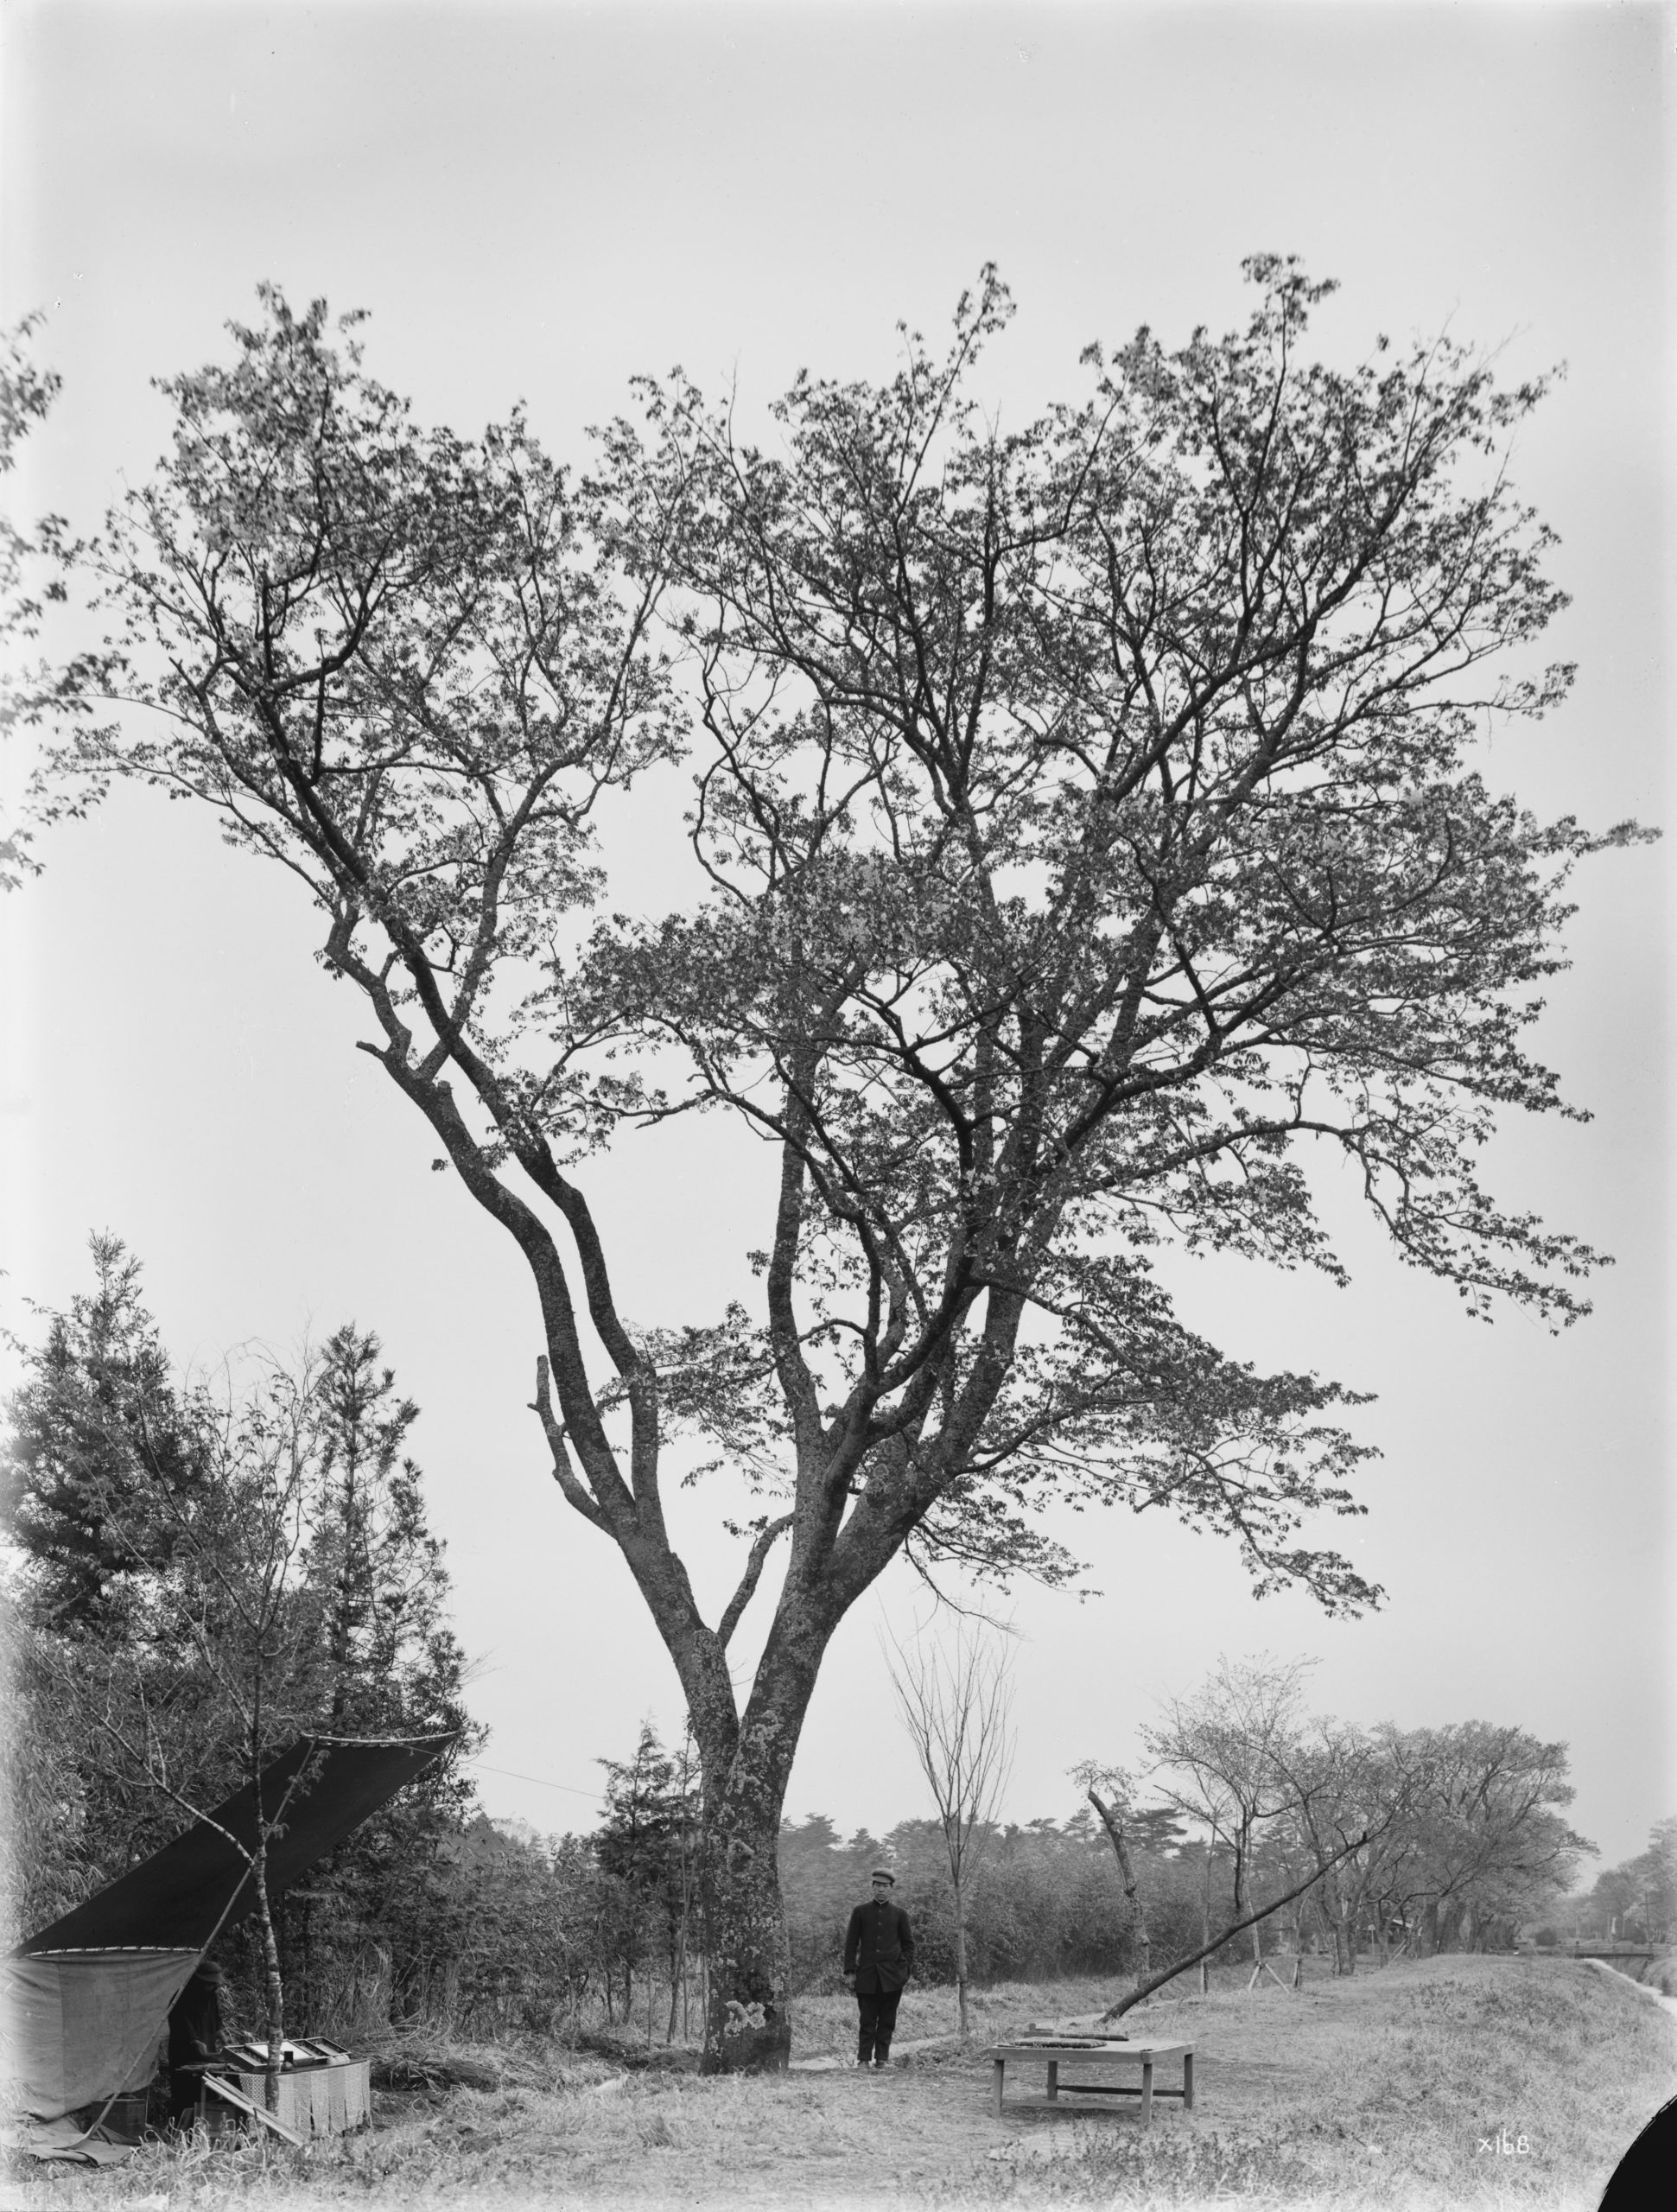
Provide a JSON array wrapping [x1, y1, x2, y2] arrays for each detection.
[[699, 1788, 792, 2073], [248, 1849, 286, 2113]]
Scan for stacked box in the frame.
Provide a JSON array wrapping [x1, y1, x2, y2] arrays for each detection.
[[206, 2058, 370, 2137]]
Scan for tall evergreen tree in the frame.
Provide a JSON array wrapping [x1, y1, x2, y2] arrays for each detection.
[[286, 1325, 483, 2026], [303, 1324, 475, 1754], [1, 1233, 212, 1632]]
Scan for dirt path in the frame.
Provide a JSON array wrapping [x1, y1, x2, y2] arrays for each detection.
[[790, 2034, 955, 2071], [1578, 1955, 1677, 2023]]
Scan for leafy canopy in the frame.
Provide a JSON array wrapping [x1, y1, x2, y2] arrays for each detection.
[[36, 263, 1647, 1736]]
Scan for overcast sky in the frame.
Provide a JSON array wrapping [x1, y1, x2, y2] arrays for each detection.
[[2, 1, 1669, 1872]]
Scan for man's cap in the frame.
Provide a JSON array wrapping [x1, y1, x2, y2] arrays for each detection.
[[870, 1868, 895, 1885]]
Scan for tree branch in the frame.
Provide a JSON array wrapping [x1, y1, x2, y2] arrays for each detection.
[[715, 1514, 793, 1649]]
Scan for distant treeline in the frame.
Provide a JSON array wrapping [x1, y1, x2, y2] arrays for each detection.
[[1, 1243, 1611, 2049], [1547, 1821, 1674, 1948]]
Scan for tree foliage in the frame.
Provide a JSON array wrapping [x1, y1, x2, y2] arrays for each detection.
[[2, 1234, 213, 1637], [1574, 1818, 1676, 1944], [0, 314, 65, 887]]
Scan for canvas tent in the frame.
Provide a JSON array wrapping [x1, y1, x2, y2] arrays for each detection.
[[3, 1733, 450, 2160]]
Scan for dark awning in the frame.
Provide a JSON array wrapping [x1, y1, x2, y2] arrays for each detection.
[[18, 1734, 453, 1956]]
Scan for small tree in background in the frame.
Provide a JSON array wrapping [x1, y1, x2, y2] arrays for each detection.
[[594, 1722, 701, 2040], [1579, 1820, 1676, 1946], [1143, 1656, 1313, 1980], [886, 1621, 1014, 2038], [1267, 1717, 1417, 1974], [1388, 1724, 1592, 1953]]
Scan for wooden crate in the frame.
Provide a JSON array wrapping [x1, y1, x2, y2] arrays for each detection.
[[204, 2058, 369, 2137]]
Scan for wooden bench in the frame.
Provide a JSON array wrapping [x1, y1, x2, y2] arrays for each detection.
[[988, 2037, 1195, 2125]]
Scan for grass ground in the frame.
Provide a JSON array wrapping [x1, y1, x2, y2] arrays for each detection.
[[3, 1955, 1671, 2212]]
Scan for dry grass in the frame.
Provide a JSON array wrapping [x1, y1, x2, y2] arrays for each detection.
[[3, 1955, 1671, 2212], [949, 1955, 1677, 2209]]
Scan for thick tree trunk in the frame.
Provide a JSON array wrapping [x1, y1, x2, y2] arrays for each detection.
[[685, 1539, 858, 2073], [698, 1792, 791, 2073]]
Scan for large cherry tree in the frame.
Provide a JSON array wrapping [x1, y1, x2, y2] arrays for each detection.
[[41, 262, 1639, 2068]]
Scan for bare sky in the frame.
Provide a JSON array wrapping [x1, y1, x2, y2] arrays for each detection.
[[2, 1, 1670, 1870]]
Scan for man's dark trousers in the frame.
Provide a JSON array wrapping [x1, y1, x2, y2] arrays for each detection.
[[856, 1985, 902, 2067]]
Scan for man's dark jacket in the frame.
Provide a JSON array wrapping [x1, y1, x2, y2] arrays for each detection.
[[843, 1897, 916, 1993]]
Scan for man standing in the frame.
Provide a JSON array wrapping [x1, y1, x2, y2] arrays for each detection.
[[843, 1868, 915, 2069]]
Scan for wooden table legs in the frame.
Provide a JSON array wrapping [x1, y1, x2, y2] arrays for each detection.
[[990, 2044, 1193, 2126]]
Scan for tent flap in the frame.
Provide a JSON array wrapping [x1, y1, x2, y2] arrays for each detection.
[[18, 1734, 452, 1956], [3, 1948, 200, 2122]]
